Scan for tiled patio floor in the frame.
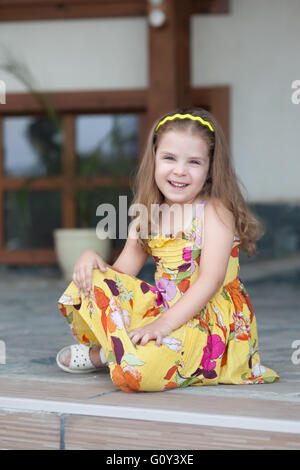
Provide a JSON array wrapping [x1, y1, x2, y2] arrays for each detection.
[[0, 260, 300, 449]]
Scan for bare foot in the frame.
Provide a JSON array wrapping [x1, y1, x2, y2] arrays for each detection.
[[61, 346, 104, 368]]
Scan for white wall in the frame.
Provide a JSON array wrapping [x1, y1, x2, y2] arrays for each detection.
[[0, 17, 147, 91], [192, 0, 300, 203]]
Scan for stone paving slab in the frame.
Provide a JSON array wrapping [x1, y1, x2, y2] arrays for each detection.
[[0, 265, 299, 399]]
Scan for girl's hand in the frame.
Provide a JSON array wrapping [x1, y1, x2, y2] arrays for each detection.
[[72, 249, 107, 296], [128, 318, 174, 347]]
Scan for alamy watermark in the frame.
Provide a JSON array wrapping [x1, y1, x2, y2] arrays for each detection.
[[95, 196, 197, 240], [291, 340, 300, 365], [0, 340, 6, 365], [0, 80, 6, 104], [291, 80, 300, 104]]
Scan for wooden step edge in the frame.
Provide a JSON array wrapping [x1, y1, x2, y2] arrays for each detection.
[[1, 396, 300, 436]]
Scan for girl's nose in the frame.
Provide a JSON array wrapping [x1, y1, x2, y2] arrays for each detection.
[[173, 163, 187, 175], [173, 166, 187, 176]]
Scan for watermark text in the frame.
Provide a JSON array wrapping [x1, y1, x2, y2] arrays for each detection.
[[95, 196, 198, 240], [0, 80, 6, 104], [0, 340, 6, 365], [291, 340, 300, 365], [291, 80, 300, 104]]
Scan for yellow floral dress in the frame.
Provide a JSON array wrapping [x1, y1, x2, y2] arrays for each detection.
[[57, 201, 279, 392]]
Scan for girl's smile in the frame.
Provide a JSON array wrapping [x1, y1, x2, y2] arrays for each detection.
[[168, 180, 189, 189], [154, 130, 210, 207]]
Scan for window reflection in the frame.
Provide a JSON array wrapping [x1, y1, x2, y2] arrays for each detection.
[[3, 116, 63, 177], [5, 191, 62, 249], [76, 114, 138, 176]]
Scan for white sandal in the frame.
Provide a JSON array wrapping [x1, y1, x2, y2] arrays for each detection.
[[56, 344, 107, 374]]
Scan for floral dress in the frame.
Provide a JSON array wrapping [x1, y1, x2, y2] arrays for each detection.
[[57, 200, 279, 392]]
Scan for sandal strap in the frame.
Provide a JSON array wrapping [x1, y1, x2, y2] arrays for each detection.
[[69, 344, 95, 370], [99, 348, 107, 365]]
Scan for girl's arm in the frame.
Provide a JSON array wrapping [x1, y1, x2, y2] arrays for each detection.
[[161, 199, 236, 331], [112, 217, 149, 277], [73, 217, 148, 295]]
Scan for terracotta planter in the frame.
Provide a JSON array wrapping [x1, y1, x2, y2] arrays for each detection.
[[53, 228, 112, 280]]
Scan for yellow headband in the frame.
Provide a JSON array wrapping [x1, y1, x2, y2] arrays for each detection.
[[155, 113, 214, 132]]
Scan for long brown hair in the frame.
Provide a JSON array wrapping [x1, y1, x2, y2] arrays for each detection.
[[130, 106, 264, 257]]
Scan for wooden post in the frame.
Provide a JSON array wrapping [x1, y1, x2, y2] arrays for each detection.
[[0, 118, 4, 250], [146, 0, 192, 130], [62, 115, 77, 228]]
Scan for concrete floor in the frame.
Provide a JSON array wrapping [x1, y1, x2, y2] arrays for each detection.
[[0, 260, 300, 388], [0, 260, 300, 449]]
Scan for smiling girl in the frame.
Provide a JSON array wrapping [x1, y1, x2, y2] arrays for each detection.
[[56, 107, 279, 391]]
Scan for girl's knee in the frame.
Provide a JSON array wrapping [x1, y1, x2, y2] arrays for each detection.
[[109, 363, 142, 392], [108, 346, 167, 392]]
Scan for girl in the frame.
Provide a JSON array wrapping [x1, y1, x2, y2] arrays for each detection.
[[56, 107, 279, 392]]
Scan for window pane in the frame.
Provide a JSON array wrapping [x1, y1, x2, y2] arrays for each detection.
[[5, 191, 62, 249], [76, 187, 134, 251], [3, 116, 63, 177], [75, 114, 138, 177]]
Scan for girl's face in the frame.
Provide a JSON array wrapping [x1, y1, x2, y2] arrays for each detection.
[[154, 130, 210, 207]]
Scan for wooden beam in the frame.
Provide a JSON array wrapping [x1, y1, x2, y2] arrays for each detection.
[[0, 248, 57, 264], [0, 0, 146, 22], [191, 0, 230, 14], [62, 115, 77, 228], [0, 89, 147, 115], [0, 190, 3, 250], [0, 0, 229, 22], [137, 112, 148, 164], [0, 118, 4, 249], [0, 246, 122, 265], [147, 0, 192, 130], [0, 175, 131, 190], [192, 86, 230, 144], [0, 176, 64, 191]]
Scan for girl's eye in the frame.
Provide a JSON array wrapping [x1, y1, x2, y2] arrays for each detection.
[[163, 156, 200, 165]]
